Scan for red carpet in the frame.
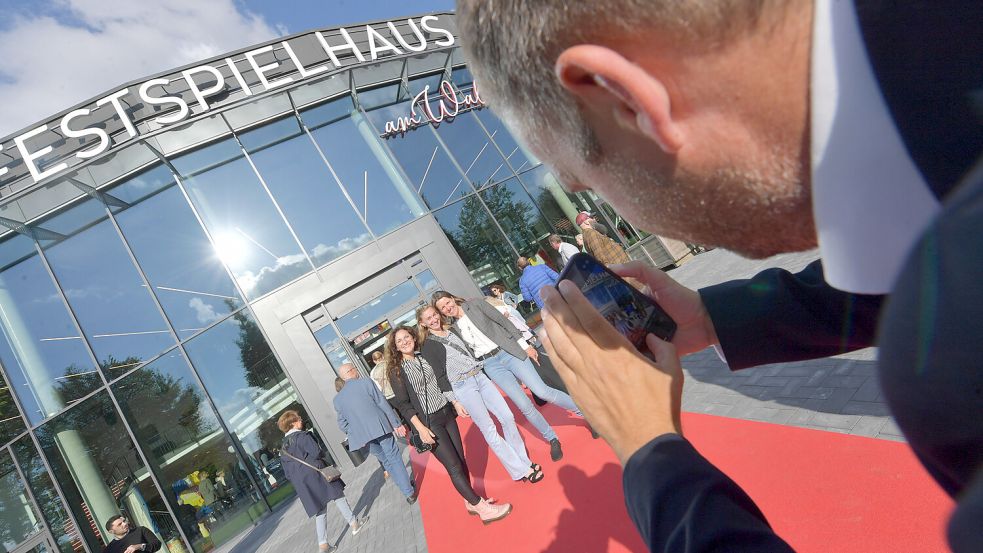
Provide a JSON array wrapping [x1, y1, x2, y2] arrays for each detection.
[[411, 404, 952, 553]]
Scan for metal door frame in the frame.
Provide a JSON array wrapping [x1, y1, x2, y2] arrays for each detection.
[[11, 530, 57, 553]]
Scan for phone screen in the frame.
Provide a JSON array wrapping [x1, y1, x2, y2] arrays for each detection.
[[557, 253, 677, 348]]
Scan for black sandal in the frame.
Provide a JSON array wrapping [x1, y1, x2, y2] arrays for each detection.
[[522, 465, 544, 484], [530, 463, 542, 473]]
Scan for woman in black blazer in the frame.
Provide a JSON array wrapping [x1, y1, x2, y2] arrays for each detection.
[[384, 325, 512, 525]]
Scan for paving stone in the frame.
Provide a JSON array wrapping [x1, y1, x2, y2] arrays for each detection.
[[808, 412, 861, 430], [850, 416, 888, 437], [852, 377, 883, 402], [822, 375, 870, 388], [841, 401, 891, 417], [804, 387, 858, 413]]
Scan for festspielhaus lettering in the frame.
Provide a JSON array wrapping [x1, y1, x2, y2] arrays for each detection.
[[0, 16, 455, 186]]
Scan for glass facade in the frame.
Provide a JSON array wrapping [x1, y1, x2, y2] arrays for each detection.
[[0, 28, 655, 553]]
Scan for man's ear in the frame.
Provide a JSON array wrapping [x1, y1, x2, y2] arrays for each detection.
[[555, 45, 682, 154]]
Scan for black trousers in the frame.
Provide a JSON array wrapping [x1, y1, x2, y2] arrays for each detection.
[[425, 405, 480, 505]]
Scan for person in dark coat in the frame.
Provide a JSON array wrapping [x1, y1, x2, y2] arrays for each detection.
[[278, 410, 368, 553]]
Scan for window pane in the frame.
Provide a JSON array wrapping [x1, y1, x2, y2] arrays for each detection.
[[433, 111, 513, 189], [111, 176, 244, 341], [170, 138, 310, 299], [473, 108, 537, 173], [182, 309, 313, 507], [41, 199, 176, 380], [432, 196, 520, 291], [363, 92, 473, 210], [12, 435, 85, 553], [334, 280, 421, 338], [113, 349, 268, 553], [480, 178, 558, 269], [242, 117, 373, 267], [515, 165, 582, 237], [35, 392, 183, 552], [304, 102, 424, 235], [0, 234, 100, 424], [0, 371, 26, 445], [414, 269, 439, 294], [0, 449, 43, 549]]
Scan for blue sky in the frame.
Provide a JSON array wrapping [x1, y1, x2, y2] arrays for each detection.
[[0, 0, 453, 137]]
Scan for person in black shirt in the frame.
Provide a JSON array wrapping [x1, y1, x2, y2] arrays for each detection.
[[102, 515, 161, 553]]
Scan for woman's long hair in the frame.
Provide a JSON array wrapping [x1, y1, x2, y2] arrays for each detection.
[[430, 290, 465, 317], [384, 325, 419, 383], [416, 304, 449, 343]]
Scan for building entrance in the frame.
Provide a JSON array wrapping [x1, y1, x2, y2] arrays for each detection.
[[304, 256, 442, 379], [9, 532, 57, 553]]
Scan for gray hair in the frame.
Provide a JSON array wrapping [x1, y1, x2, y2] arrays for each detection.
[[456, 1, 773, 156]]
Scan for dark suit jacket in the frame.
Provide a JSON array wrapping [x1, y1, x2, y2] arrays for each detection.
[[625, 2, 983, 552]]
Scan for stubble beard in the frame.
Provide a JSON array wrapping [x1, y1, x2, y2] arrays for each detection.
[[597, 144, 817, 259]]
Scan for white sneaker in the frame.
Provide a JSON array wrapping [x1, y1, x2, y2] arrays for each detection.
[[350, 515, 370, 535]]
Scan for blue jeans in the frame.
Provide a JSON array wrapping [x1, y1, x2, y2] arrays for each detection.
[[315, 498, 354, 544], [483, 350, 582, 442], [367, 434, 414, 497], [452, 373, 532, 480]]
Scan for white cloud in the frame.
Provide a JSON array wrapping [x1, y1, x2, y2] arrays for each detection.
[[0, 0, 283, 137], [188, 297, 220, 325]]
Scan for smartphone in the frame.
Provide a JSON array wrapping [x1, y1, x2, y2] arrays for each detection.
[[556, 253, 676, 348]]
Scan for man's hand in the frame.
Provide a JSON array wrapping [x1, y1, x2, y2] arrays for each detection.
[[393, 425, 407, 438], [453, 401, 470, 418], [540, 281, 684, 465], [610, 261, 718, 356], [123, 545, 144, 553], [526, 346, 540, 365]]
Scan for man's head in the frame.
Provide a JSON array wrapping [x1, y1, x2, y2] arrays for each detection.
[[575, 212, 594, 230], [517, 256, 530, 270], [548, 234, 563, 249], [105, 515, 129, 537], [457, 1, 816, 258], [339, 363, 359, 381]]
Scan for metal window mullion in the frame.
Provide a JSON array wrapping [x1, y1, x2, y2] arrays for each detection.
[[21, 430, 93, 553], [468, 110, 527, 180], [298, 122, 378, 241], [224, 114, 319, 277], [352, 105, 431, 208], [423, 122, 479, 201], [7, 443, 57, 545], [33, 229, 194, 551]]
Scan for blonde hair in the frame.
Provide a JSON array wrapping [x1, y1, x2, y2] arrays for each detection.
[[415, 304, 448, 343]]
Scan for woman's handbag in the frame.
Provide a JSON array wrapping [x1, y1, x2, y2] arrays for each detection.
[[281, 443, 342, 483]]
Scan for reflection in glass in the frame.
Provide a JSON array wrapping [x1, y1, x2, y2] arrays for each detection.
[[110, 172, 244, 341], [472, 108, 537, 173], [433, 111, 512, 189], [0, 371, 26, 445], [242, 117, 373, 267], [0, 234, 100, 424], [479, 179, 557, 270], [170, 138, 310, 299], [414, 269, 439, 294], [303, 101, 424, 235], [35, 392, 182, 552], [433, 196, 520, 291], [515, 165, 582, 237], [12, 436, 84, 553], [362, 89, 473, 210], [41, 199, 175, 380], [334, 280, 421, 338], [0, 449, 42, 551], [113, 350, 267, 553], [182, 309, 309, 508]]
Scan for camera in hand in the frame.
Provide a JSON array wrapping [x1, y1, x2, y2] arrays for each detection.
[[557, 253, 676, 349]]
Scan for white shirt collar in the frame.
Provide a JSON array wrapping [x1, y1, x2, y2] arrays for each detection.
[[810, 0, 940, 294], [285, 428, 301, 436]]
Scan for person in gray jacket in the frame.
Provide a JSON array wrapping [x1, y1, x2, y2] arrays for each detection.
[[432, 290, 587, 462], [333, 363, 417, 504]]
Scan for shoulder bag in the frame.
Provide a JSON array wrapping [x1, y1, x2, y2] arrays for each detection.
[[407, 357, 435, 454], [281, 435, 342, 482]]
